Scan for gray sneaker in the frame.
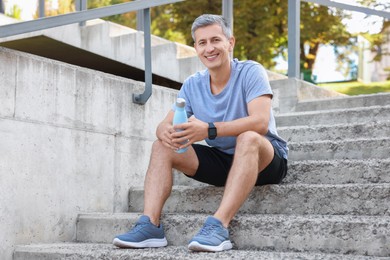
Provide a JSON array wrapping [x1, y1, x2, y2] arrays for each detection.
[[113, 215, 168, 248], [188, 216, 233, 252]]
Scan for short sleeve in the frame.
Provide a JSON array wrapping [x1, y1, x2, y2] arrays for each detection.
[[244, 63, 273, 104]]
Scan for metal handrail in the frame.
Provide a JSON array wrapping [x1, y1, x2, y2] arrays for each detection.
[[0, 0, 184, 104]]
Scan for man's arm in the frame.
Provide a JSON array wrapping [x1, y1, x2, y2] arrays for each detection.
[[171, 95, 272, 149], [214, 94, 272, 137]]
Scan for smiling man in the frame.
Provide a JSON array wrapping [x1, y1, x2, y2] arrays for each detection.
[[113, 14, 288, 252]]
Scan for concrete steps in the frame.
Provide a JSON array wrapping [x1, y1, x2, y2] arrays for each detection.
[[276, 105, 390, 127], [0, 19, 287, 87], [71, 213, 390, 257], [14, 243, 389, 260], [294, 92, 390, 112], [286, 159, 390, 184], [126, 184, 390, 216], [278, 121, 390, 143], [0, 19, 204, 85], [288, 137, 390, 161]]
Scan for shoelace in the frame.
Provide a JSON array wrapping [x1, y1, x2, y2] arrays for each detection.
[[197, 223, 218, 236], [129, 222, 149, 234]]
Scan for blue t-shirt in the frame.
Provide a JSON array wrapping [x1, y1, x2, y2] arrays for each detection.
[[174, 59, 288, 159]]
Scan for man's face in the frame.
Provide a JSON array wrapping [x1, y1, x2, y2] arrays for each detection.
[[193, 24, 234, 71]]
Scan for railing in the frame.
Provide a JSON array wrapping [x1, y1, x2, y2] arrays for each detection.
[[0, 0, 389, 103]]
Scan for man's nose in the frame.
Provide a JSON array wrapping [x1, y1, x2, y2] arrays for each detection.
[[205, 43, 215, 52]]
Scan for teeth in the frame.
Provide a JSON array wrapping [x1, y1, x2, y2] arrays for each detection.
[[206, 54, 218, 59]]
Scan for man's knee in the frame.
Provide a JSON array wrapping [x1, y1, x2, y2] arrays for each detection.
[[236, 131, 263, 147], [236, 131, 272, 153], [151, 139, 172, 156], [150, 139, 161, 152]]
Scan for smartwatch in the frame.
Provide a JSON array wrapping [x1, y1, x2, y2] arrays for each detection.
[[208, 122, 217, 140]]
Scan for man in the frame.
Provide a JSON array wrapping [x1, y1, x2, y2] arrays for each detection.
[[113, 14, 288, 252]]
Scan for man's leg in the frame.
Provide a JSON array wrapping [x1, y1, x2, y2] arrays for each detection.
[[113, 139, 199, 248], [188, 131, 274, 252], [143, 139, 199, 226], [214, 131, 274, 227]]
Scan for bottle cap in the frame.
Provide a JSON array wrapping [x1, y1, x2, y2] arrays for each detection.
[[176, 98, 186, 108]]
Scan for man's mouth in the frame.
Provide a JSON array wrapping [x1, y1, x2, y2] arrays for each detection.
[[205, 54, 219, 61]]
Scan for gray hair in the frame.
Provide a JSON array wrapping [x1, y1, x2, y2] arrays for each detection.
[[191, 14, 232, 42]]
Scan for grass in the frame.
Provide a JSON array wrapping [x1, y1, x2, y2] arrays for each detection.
[[317, 80, 390, 96]]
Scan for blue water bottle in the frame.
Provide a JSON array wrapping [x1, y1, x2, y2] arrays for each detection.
[[173, 98, 188, 153]]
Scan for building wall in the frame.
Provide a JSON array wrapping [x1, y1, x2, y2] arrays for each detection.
[[358, 26, 390, 83], [0, 46, 177, 260]]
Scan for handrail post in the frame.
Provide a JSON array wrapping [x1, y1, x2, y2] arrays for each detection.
[[136, 0, 144, 31], [288, 0, 300, 79], [39, 0, 45, 18], [0, 0, 5, 14], [133, 7, 152, 105], [222, 0, 234, 59], [76, 0, 87, 26], [222, 0, 233, 33]]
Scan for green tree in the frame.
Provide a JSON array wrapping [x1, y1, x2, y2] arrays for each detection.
[[300, 2, 353, 80], [4, 2, 22, 19], [45, 0, 75, 17], [234, 0, 287, 68], [357, 0, 390, 10]]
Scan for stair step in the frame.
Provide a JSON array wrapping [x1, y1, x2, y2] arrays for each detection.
[[13, 243, 386, 260], [173, 159, 390, 186], [286, 159, 390, 184], [276, 105, 390, 127], [75, 213, 390, 257], [278, 121, 390, 143], [128, 184, 390, 216], [294, 93, 390, 112], [289, 138, 390, 161]]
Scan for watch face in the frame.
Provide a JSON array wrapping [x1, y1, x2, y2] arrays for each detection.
[[208, 123, 217, 139], [209, 127, 217, 139]]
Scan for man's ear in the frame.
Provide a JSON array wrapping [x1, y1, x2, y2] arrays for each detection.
[[229, 36, 235, 52]]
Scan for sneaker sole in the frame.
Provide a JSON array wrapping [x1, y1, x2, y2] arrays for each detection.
[[188, 240, 233, 252], [113, 237, 168, 248]]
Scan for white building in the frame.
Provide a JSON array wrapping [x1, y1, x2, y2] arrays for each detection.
[[358, 22, 390, 82]]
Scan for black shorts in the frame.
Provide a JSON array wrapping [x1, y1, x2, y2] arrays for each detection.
[[186, 144, 288, 187]]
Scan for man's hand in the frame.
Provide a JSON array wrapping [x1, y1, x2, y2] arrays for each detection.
[[156, 122, 180, 151], [171, 116, 208, 150]]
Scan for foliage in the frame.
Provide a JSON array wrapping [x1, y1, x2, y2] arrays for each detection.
[[357, 0, 390, 10], [233, 0, 286, 68], [45, 0, 111, 17], [5, 3, 22, 19], [45, 0, 75, 17]]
